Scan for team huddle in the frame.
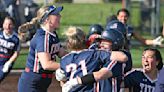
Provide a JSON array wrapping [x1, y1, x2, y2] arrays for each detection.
[[55, 23, 163, 92], [0, 4, 164, 92], [54, 7, 164, 92]]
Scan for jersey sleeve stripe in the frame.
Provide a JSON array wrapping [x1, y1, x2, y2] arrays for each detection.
[[112, 78, 117, 92], [107, 60, 117, 70], [94, 82, 100, 92], [33, 51, 39, 73], [44, 32, 49, 52]]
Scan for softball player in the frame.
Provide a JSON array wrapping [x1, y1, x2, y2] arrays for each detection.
[[116, 8, 164, 49], [123, 48, 163, 92], [0, 16, 20, 82], [98, 29, 132, 92], [56, 27, 128, 92], [86, 24, 104, 49], [18, 5, 67, 92], [86, 21, 132, 92], [105, 20, 134, 91], [106, 20, 130, 51]]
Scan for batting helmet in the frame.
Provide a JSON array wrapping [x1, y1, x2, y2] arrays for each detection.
[[106, 20, 126, 35], [100, 29, 125, 50], [87, 24, 104, 38]]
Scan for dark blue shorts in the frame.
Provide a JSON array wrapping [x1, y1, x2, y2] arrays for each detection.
[[18, 71, 52, 92]]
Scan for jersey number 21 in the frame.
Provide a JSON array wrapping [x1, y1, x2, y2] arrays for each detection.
[[66, 60, 87, 80]]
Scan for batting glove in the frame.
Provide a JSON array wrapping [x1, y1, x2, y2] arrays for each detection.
[[2, 61, 12, 73], [153, 36, 164, 46], [62, 78, 79, 92], [56, 68, 66, 81]]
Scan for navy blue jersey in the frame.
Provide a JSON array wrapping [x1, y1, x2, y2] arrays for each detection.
[[88, 42, 99, 50], [122, 50, 132, 73], [99, 50, 132, 92], [99, 64, 122, 92], [25, 28, 61, 73], [155, 68, 164, 92], [0, 31, 20, 65], [124, 69, 156, 92], [60, 49, 122, 92]]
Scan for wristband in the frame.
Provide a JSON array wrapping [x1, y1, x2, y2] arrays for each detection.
[[81, 73, 96, 85]]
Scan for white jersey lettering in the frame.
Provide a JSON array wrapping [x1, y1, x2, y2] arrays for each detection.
[[0, 38, 15, 49], [140, 83, 155, 92]]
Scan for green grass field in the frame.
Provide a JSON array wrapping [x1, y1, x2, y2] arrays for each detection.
[[13, 46, 164, 69], [13, 3, 164, 69], [56, 3, 164, 40]]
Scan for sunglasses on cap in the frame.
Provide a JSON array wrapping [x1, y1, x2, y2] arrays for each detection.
[[40, 5, 63, 23]]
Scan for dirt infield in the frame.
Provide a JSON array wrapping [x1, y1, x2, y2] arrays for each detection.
[[0, 70, 62, 92]]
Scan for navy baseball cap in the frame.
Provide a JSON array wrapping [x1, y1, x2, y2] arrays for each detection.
[[40, 5, 63, 23], [48, 5, 63, 15]]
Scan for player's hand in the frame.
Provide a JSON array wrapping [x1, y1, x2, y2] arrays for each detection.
[[2, 61, 12, 73], [55, 68, 66, 81], [153, 36, 164, 46], [62, 78, 79, 92]]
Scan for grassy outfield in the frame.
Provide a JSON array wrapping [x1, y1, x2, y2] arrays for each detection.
[[59, 3, 164, 30], [13, 3, 164, 69], [14, 46, 164, 69], [56, 3, 164, 41], [57, 3, 122, 40]]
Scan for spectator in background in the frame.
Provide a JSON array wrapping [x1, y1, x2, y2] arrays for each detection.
[[1, 0, 38, 32], [0, 0, 10, 28], [17, 1, 39, 45], [18, 5, 67, 92], [5, 0, 17, 17], [5, 0, 20, 30], [116, 8, 164, 50], [0, 16, 20, 83]]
